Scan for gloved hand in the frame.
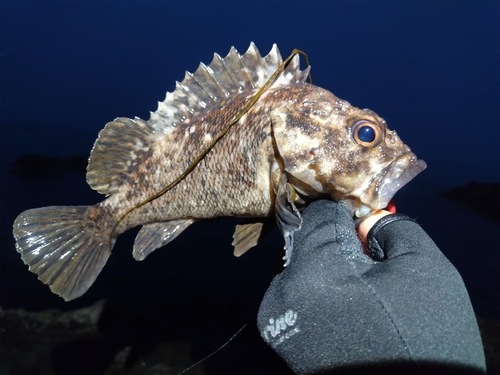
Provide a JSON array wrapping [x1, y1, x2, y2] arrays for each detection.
[[257, 200, 486, 374]]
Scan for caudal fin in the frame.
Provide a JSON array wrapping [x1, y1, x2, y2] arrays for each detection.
[[13, 206, 112, 301]]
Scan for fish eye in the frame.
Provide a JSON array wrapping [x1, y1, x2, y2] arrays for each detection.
[[351, 120, 382, 148]]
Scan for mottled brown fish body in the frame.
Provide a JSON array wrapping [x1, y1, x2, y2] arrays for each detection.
[[13, 43, 426, 301], [108, 93, 277, 233], [112, 84, 333, 234]]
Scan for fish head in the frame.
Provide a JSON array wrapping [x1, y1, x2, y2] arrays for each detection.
[[271, 85, 426, 218]]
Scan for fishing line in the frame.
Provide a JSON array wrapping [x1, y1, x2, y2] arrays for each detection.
[[109, 48, 311, 245], [174, 323, 248, 375]]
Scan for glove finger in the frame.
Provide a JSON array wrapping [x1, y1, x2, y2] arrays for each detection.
[[365, 217, 440, 297], [287, 200, 373, 277], [367, 214, 448, 266]]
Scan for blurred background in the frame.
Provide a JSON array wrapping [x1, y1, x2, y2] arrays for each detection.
[[0, 0, 499, 374]]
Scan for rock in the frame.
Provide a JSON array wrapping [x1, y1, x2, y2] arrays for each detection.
[[441, 181, 500, 221], [0, 300, 200, 375], [0, 300, 103, 375]]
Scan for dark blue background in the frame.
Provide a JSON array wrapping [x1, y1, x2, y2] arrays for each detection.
[[0, 2, 499, 367], [1, 0, 499, 188]]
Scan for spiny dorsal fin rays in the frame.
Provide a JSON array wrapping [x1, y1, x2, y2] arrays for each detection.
[[272, 53, 311, 88], [108, 47, 312, 245], [217, 47, 254, 92], [87, 43, 299, 195], [149, 43, 282, 133], [205, 54, 239, 97]]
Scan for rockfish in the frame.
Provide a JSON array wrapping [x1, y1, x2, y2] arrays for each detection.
[[13, 43, 426, 301]]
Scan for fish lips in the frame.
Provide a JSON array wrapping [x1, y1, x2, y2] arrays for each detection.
[[360, 154, 427, 211]]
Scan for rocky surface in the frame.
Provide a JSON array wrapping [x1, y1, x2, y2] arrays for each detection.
[[0, 300, 200, 375], [0, 298, 291, 375]]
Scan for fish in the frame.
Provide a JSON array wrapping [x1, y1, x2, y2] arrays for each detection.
[[13, 43, 426, 301]]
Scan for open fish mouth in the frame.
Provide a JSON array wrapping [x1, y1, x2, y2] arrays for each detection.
[[359, 154, 427, 214]]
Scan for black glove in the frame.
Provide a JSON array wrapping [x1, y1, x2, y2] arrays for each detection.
[[257, 200, 486, 375]]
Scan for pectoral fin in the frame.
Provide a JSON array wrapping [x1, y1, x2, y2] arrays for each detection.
[[133, 219, 194, 261], [273, 172, 302, 266]]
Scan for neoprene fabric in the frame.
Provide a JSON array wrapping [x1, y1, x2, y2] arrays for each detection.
[[257, 200, 486, 374]]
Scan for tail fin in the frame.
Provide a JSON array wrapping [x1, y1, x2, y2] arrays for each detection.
[[13, 206, 112, 301]]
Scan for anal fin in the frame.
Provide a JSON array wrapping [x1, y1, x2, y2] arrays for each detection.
[[232, 218, 276, 257], [133, 219, 194, 261], [232, 222, 263, 257]]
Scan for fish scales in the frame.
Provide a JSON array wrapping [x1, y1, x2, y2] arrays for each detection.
[[114, 84, 335, 235], [13, 43, 426, 301], [101, 93, 275, 234]]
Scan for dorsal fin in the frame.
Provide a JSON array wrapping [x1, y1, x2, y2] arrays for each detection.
[[86, 42, 311, 195]]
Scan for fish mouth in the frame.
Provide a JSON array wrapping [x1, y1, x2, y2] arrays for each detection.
[[360, 154, 427, 213]]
